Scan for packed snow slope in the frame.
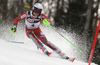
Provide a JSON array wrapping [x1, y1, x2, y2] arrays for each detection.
[[0, 39, 97, 65]]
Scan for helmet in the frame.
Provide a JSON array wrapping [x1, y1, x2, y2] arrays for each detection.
[[33, 3, 43, 14]]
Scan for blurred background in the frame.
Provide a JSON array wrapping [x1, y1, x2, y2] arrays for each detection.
[[0, 0, 100, 64]]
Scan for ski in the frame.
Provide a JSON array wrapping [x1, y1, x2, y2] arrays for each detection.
[[7, 41, 24, 44]]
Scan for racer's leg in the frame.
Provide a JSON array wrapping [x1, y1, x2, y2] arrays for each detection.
[[31, 27, 75, 62], [33, 28, 69, 59], [25, 28, 51, 56]]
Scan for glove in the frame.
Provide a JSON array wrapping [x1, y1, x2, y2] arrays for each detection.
[[11, 26, 17, 34], [43, 19, 52, 26]]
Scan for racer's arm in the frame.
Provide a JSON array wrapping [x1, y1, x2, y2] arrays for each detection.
[[14, 12, 27, 26], [11, 12, 27, 34]]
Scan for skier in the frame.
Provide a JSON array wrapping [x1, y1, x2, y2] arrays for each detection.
[[11, 3, 75, 62]]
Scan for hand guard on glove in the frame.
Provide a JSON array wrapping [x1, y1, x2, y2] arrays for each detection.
[[43, 19, 52, 26]]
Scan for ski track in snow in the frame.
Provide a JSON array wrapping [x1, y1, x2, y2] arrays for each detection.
[[0, 39, 97, 65]]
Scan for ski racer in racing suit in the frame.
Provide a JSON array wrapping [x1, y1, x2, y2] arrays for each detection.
[[11, 3, 75, 62]]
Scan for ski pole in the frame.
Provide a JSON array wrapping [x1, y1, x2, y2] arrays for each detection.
[[7, 29, 24, 44], [43, 19, 82, 53], [7, 28, 16, 43], [7, 26, 16, 43], [7, 34, 13, 43]]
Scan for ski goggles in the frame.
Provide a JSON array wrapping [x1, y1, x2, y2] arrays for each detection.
[[33, 7, 42, 14]]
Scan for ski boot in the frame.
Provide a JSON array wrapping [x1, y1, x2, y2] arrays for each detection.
[[41, 47, 52, 56], [46, 51, 52, 56], [68, 57, 75, 62], [60, 53, 75, 62]]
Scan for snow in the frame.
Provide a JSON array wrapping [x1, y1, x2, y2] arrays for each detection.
[[0, 39, 97, 65], [0, 23, 97, 65]]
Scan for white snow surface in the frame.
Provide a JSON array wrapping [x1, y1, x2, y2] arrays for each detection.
[[0, 39, 97, 65], [0, 24, 97, 65]]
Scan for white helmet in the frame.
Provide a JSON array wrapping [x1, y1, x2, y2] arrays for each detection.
[[33, 3, 43, 14]]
